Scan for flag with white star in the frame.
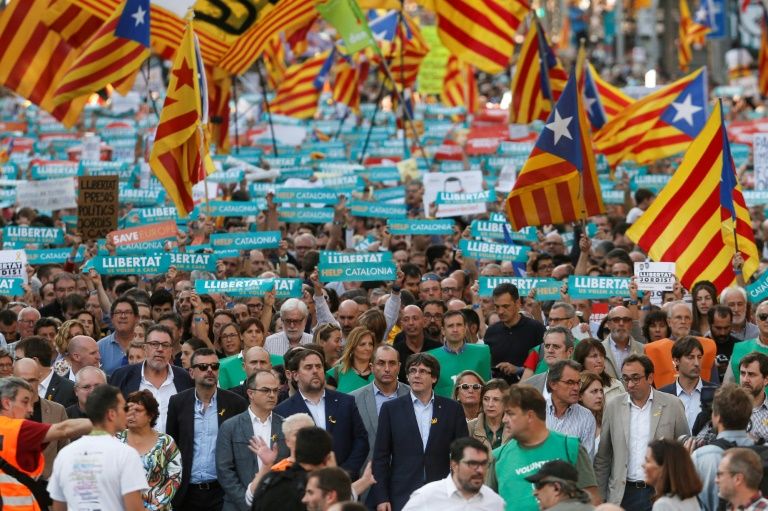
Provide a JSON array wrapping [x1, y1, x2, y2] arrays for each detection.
[[505, 70, 605, 230], [53, 0, 150, 105]]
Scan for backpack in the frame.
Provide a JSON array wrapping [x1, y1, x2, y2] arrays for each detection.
[[251, 464, 307, 511], [710, 438, 768, 511]]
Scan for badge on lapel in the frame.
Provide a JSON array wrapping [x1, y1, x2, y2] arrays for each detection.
[[271, 434, 278, 443], [219, 409, 226, 417], [328, 416, 337, 424], [431, 417, 438, 425]]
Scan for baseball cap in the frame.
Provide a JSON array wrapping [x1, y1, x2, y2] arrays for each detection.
[[523, 460, 578, 484]]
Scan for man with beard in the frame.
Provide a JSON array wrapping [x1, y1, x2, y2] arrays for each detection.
[[264, 299, 313, 357], [601, 306, 644, 380], [721, 287, 759, 341], [707, 305, 738, 380], [402, 437, 504, 511], [725, 300, 768, 384], [737, 352, 768, 443], [421, 301, 446, 341], [393, 306, 441, 383]]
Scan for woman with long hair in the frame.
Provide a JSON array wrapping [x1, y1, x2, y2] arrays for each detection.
[[643, 438, 702, 510], [117, 390, 182, 510], [312, 323, 343, 369], [74, 309, 98, 339], [53, 319, 85, 376], [217, 322, 242, 359], [451, 370, 485, 422], [467, 379, 510, 450], [691, 280, 717, 336], [326, 326, 375, 393], [642, 310, 671, 343], [579, 371, 605, 455], [572, 338, 624, 401]]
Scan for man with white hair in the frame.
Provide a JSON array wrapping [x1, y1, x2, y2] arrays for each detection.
[[66, 366, 107, 421], [17, 306, 40, 339], [264, 299, 313, 356], [721, 287, 759, 341]]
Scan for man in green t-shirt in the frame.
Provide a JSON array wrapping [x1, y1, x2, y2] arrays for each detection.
[[486, 385, 598, 511], [725, 300, 768, 384]]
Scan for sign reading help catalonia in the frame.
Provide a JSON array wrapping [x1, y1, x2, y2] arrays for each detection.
[[318, 251, 396, 282], [478, 277, 562, 301], [210, 231, 281, 250], [387, 219, 455, 236]]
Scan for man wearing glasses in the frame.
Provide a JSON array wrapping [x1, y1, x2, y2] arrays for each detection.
[[601, 306, 644, 380], [217, 369, 290, 511], [725, 299, 768, 384], [264, 299, 313, 357], [167, 347, 247, 511], [595, 355, 689, 511], [98, 296, 140, 376], [544, 360, 597, 459], [109, 325, 193, 432]]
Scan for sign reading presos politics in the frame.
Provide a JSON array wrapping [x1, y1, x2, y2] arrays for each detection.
[[567, 276, 631, 299], [634, 261, 676, 292], [210, 231, 281, 250], [387, 219, 455, 236], [194, 278, 302, 298], [2, 226, 64, 245], [458, 239, 529, 262], [478, 277, 561, 301], [318, 251, 396, 282], [92, 254, 171, 275], [78, 175, 119, 240]]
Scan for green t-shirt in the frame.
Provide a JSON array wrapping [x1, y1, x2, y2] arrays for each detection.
[[325, 366, 374, 393], [428, 343, 492, 398], [218, 352, 285, 390], [729, 338, 768, 384], [488, 431, 594, 511]]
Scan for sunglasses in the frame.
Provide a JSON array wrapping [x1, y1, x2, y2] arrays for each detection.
[[758, 313, 768, 322], [457, 383, 482, 391], [193, 363, 220, 371]]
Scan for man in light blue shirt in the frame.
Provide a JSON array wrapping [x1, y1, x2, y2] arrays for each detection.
[[97, 297, 138, 376]]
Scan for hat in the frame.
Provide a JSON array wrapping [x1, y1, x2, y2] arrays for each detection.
[[524, 460, 578, 484]]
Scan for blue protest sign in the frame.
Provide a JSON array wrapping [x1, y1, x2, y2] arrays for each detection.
[[26, 246, 86, 264], [348, 201, 407, 219], [567, 276, 631, 299], [163, 252, 218, 272], [318, 251, 396, 282], [470, 221, 538, 242], [278, 208, 335, 224], [435, 190, 496, 205], [273, 188, 341, 204], [0, 278, 24, 296], [210, 231, 281, 250], [387, 219, 455, 236], [189, 200, 266, 218], [478, 276, 561, 301], [747, 271, 768, 303], [458, 239, 529, 262], [2, 226, 64, 245], [92, 254, 171, 275], [195, 278, 302, 298]]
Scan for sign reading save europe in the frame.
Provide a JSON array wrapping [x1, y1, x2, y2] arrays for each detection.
[[318, 251, 396, 282]]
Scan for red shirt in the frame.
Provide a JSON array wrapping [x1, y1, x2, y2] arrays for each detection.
[[16, 420, 51, 472]]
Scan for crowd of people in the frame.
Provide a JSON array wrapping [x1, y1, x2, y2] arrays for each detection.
[[3, 190, 768, 511]]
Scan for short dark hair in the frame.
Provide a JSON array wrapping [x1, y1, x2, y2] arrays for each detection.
[[405, 352, 440, 386], [480, 379, 510, 403], [546, 360, 582, 391], [507, 385, 546, 421], [246, 369, 277, 390], [442, 310, 465, 324], [61, 293, 85, 312], [307, 467, 352, 502], [182, 337, 207, 352], [150, 289, 174, 308], [17, 336, 53, 368], [713, 384, 753, 430], [0, 309, 16, 325], [295, 426, 333, 465], [421, 300, 446, 314], [622, 354, 654, 376], [460, 308, 480, 331], [634, 188, 654, 205], [291, 346, 326, 370], [572, 339, 611, 387], [158, 312, 183, 329], [671, 336, 703, 360], [34, 317, 59, 334], [85, 384, 122, 424], [401, 263, 421, 279], [449, 437, 489, 462], [708, 304, 733, 324], [543, 326, 575, 350], [110, 296, 138, 316], [190, 348, 216, 367], [492, 282, 519, 301], [145, 324, 174, 343], [740, 352, 768, 377], [126, 390, 160, 428], [121, 288, 150, 306]]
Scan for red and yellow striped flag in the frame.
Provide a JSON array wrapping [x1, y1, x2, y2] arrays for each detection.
[[270, 53, 329, 119], [442, 55, 478, 113], [510, 18, 567, 124], [332, 58, 361, 114], [149, 20, 215, 217], [588, 62, 634, 118], [45, 0, 107, 48], [679, 0, 711, 71], [381, 14, 429, 91], [759, 5, 768, 97], [263, 36, 287, 90], [434, 0, 530, 74], [0, 0, 88, 128], [627, 101, 759, 292]]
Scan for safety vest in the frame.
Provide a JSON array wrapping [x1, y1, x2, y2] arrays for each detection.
[[0, 416, 42, 511]]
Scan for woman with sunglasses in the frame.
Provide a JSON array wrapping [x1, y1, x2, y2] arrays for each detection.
[[467, 378, 510, 450], [643, 438, 702, 510], [326, 326, 375, 393], [117, 390, 182, 511], [451, 370, 486, 422]]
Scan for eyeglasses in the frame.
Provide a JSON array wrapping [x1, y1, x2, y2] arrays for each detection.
[[457, 383, 482, 391], [249, 387, 280, 395], [76, 384, 98, 391], [611, 317, 633, 323], [220, 333, 240, 340], [621, 374, 646, 384], [441, 287, 457, 292], [408, 367, 432, 376], [113, 310, 134, 317], [758, 313, 768, 322], [146, 342, 173, 350], [534, 480, 556, 490], [460, 459, 489, 469], [193, 363, 221, 371], [556, 379, 581, 387]]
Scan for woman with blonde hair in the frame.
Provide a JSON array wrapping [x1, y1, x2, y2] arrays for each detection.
[[451, 370, 485, 422], [326, 326, 375, 393], [53, 319, 85, 376]]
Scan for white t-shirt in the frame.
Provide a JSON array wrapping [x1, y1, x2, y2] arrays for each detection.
[[48, 434, 149, 510]]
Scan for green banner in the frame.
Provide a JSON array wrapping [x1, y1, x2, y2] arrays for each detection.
[[92, 254, 171, 275], [387, 219, 455, 236], [210, 231, 281, 250], [458, 239, 529, 262], [567, 276, 631, 299], [195, 278, 302, 298], [315, 0, 376, 53]]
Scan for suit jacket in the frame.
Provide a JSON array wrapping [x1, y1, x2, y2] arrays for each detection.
[[166, 387, 248, 507], [594, 389, 690, 504], [37, 398, 68, 480], [371, 393, 469, 511], [44, 371, 77, 409], [602, 336, 645, 380], [108, 362, 194, 396], [524, 371, 548, 393], [350, 382, 410, 463], [216, 410, 290, 511], [659, 379, 718, 435], [274, 388, 369, 478]]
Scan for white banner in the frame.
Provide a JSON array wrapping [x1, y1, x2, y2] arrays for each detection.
[[16, 178, 77, 210]]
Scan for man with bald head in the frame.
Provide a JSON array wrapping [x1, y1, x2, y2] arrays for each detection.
[[393, 305, 441, 383], [602, 306, 644, 379], [541, 231, 566, 256], [645, 301, 718, 387], [337, 300, 361, 340], [230, 346, 275, 401], [66, 366, 107, 420], [440, 277, 460, 302], [66, 335, 101, 382]]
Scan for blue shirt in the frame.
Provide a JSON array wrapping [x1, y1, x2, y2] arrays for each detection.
[[411, 391, 434, 451], [190, 391, 219, 484], [692, 430, 754, 511], [373, 383, 399, 415], [97, 332, 127, 376]]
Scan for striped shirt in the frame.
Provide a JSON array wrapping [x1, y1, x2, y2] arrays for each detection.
[[545, 399, 597, 459], [264, 331, 314, 356]]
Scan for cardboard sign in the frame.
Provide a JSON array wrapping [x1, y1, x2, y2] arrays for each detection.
[[567, 276, 631, 299], [634, 261, 676, 292], [78, 175, 119, 240], [478, 277, 561, 301], [318, 251, 396, 282], [0, 249, 27, 283], [194, 278, 302, 298], [17, 177, 77, 210], [108, 221, 178, 248]]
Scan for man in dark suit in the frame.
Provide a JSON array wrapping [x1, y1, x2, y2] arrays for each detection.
[[350, 344, 410, 463], [274, 348, 368, 479], [658, 336, 718, 435], [17, 335, 77, 408], [109, 324, 193, 432], [217, 369, 290, 511], [167, 347, 247, 511], [371, 352, 469, 511]]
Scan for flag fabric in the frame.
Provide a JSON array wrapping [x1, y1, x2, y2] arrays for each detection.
[[434, 0, 530, 74], [53, 0, 150, 105], [149, 21, 215, 217], [263, 36, 287, 90], [269, 53, 330, 119], [626, 101, 759, 292], [381, 14, 429, 91], [505, 69, 605, 230], [207, 66, 231, 154], [45, 0, 108, 48], [742, 0, 751, 12], [586, 62, 634, 120], [442, 55, 478, 113], [759, 5, 768, 97], [510, 18, 568, 124], [594, 67, 707, 168], [679, 0, 711, 71], [315, 0, 377, 53], [332, 57, 362, 113], [0, 0, 88, 127]]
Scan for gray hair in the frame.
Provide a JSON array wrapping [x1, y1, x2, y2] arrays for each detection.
[[282, 412, 315, 436], [17, 307, 40, 322], [75, 366, 107, 385], [547, 359, 583, 391], [0, 377, 31, 407], [550, 302, 576, 317], [666, 300, 691, 319], [280, 298, 309, 318], [720, 286, 747, 303], [543, 326, 575, 350]]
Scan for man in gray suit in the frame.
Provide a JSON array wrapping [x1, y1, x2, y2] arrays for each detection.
[[216, 369, 290, 511], [594, 354, 689, 511], [350, 344, 410, 462], [523, 327, 574, 394]]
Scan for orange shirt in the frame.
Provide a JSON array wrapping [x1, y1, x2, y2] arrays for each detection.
[[644, 337, 717, 388]]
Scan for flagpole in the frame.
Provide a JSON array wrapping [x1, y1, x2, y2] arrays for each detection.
[[231, 76, 240, 155], [256, 58, 279, 156], [719, 96, 741, 255], [398, 3, 408, 159], [358, 79, 388, 164]]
